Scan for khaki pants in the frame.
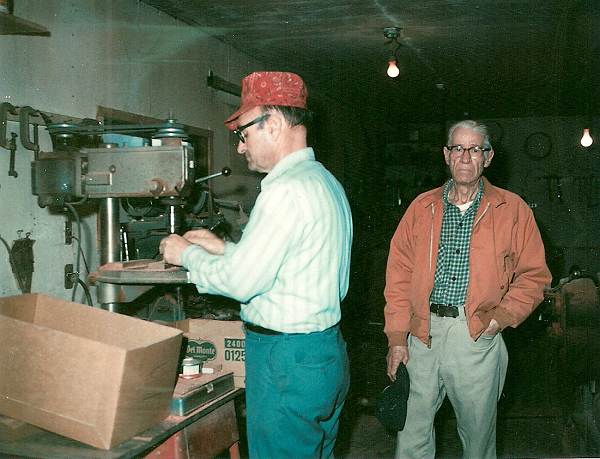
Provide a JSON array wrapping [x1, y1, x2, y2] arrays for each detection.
[[396, 309, 508, 459]]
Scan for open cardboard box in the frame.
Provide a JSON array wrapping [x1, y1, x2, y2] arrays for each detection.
[[0, 293, 182, 450]]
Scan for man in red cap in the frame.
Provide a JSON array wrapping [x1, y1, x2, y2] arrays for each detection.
[[161, 71, 353, 458]]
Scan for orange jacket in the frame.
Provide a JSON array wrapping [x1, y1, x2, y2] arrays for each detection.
[[384, 178, 551, 347]]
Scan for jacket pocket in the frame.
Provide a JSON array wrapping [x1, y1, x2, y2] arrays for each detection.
[[500, 251, 516, 290]]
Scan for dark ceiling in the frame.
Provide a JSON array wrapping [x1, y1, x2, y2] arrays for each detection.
[[141, 0, 599, 124]]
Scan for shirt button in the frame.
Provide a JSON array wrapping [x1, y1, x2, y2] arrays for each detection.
[[455, 249, 460, 254], [500, 285, 505, 289], [451, 276, 456, 281], [459, 223, 463, 227]]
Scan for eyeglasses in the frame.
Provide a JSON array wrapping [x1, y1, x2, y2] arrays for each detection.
[[446, 145, 491, 159], [233, 114, 270, 143]]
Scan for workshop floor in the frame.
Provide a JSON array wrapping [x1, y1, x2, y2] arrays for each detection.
[[234, 319, 599, 458], [333, 320, 599, 459], [335, 400, 566, 459]]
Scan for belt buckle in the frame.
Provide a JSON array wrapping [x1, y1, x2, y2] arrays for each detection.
[[431, 303, 458, 318], [445, 305, 459, 318]]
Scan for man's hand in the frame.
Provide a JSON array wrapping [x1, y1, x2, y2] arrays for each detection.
[[483, 318, 501, 336], [387, 345, 409, 382], [183, 229, 225, 255], [159, 234, 191, 266]]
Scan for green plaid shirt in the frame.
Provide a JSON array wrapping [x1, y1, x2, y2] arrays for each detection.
[[429, 179, 483, 307]]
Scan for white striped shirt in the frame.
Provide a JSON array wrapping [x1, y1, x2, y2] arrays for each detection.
[[182, 147, 353, 333]]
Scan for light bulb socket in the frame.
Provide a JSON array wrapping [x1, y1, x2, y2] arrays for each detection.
[[383, 27, 401, 40]]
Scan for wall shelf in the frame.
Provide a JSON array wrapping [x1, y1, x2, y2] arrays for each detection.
[[0, 11, 50, 36]]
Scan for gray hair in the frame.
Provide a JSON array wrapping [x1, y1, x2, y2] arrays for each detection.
[[447, 120, 492, 151]]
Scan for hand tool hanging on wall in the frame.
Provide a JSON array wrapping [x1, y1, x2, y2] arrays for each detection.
[[19, 105, 41, 160], [556, 177, 563, 203], [544, 175, 564, 203], [0, 102, 18, 177]]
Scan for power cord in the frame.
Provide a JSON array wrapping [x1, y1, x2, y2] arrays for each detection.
[[65, 270, 93, 306], [64, 202, 83, 302], [71, 236, 90, 275]]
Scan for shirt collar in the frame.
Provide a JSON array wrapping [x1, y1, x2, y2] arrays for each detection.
[[261, 147, 315, 189], [420, 177, 505, 209], [443, 178, 484, 208]]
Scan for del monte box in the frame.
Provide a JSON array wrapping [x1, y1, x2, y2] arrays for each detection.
[[174, 319, 245, 387]]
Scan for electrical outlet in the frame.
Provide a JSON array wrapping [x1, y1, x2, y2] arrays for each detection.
[[65, 220, 73, 245], [64, 264, 74, 289]]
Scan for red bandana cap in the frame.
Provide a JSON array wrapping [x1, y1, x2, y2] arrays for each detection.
[[225, 71, 308, 130]]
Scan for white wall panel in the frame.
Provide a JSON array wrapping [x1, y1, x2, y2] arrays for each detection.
[[0, 0, 263, 302]]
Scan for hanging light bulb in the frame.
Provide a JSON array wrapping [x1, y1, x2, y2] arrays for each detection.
[[580, 128, 593, 147], [387, 59, 400, 78], [383, 27, 402, 79]]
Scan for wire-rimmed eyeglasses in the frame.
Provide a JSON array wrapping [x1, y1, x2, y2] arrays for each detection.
[[233, 114, 270, 143], [446, 145, 491, 159]]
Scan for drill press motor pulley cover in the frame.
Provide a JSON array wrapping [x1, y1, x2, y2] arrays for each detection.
[[31, 118, 196, 207]]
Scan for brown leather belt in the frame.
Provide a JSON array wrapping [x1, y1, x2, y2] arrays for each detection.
[[430, 303, 459, 318], [243, 322, 282, 335]]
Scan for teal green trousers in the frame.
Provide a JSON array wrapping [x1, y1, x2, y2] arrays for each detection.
[[245, 325, 349, 459]]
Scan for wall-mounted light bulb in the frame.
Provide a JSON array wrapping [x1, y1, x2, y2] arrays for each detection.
[[580, 128, 593, 147], [387, 59, 400, 78]]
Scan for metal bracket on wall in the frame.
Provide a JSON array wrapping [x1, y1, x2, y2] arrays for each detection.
[[0, 7, 50, 36], [207, 70, 241, 97]]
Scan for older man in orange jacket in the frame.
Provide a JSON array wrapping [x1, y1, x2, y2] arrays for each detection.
[[384, 120, 551, 459]]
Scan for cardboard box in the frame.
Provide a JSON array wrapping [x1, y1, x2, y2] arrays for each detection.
[[0, 293, 183, 450], [175, 319, 245, 387]]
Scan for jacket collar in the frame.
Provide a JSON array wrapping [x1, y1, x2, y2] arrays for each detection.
[[420, 177, 505, 208]]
